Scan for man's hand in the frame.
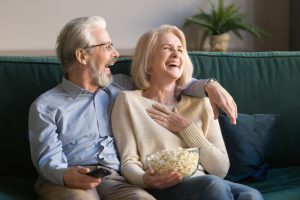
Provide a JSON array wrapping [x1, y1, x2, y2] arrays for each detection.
[[63, 166, 101, 189], [205, 81, 237, 124], [143, 169, 182, 189], [146, 104, 191, 132]]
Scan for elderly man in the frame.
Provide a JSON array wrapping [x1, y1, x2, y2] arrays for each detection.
[[29, 16, 237, 200]]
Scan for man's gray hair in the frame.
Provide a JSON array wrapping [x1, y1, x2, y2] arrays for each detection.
[[56, 16, 106, 76]]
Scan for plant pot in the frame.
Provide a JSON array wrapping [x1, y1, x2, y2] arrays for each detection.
[[209, 33, 231, 52]]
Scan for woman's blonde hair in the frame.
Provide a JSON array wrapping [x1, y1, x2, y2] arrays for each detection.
[[131, 24, 193, 89]]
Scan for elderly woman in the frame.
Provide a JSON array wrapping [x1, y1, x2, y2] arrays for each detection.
[[111, 25, 263, 200]]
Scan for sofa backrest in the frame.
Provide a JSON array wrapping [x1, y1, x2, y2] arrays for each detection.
[[0, 56, 62, 178], [0, 51, 299, 178], [187, 51, 300, 168]]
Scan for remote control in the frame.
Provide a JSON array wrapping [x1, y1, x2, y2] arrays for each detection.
[[87, 167, 111, 178]]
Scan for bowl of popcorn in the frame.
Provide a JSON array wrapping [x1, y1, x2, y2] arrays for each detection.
[[146, 147, 200, 177]]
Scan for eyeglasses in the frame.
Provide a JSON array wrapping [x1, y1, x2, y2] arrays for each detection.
[[87, 42, 114, 51]]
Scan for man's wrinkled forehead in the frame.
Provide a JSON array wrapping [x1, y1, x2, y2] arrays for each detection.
[[89, 26, 112, 43]]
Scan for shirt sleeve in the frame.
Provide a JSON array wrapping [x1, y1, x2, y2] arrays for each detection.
[[182, 78, 207, 97], [112, 74, 136, 91], [112, 75, 208, 97], [111, 92, 147, 187], [28, 101, 68, 186]]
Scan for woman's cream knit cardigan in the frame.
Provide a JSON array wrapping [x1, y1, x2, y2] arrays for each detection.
[[111, 90, 229, 187]]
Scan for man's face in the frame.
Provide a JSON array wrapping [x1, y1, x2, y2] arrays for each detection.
[[88, 27, 119, 87]]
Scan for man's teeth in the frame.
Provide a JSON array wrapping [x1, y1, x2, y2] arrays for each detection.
[[107, 59, 118, 68], [106, 63, 114, 68]]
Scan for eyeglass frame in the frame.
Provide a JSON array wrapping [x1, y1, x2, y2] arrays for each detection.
[[84, 42, 114, 51]]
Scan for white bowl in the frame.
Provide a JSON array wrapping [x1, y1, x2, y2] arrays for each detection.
[[146, 147, 200, 177]]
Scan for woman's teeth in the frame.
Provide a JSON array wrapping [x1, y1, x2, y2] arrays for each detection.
[[167, 61, 179, 67]]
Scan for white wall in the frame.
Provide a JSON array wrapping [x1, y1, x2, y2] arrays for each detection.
[[0, 0, 289, 55]]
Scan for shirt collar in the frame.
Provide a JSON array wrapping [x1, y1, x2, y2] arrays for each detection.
[[61, 78, 92, 99]]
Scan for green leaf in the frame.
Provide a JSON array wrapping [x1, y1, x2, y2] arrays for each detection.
[[184, 0, 269, 46]]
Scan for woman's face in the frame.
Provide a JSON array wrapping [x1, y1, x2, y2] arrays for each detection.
[[149, 32, 184, 84]]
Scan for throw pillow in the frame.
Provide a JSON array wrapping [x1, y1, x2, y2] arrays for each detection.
[[218, 113, 279, 182]]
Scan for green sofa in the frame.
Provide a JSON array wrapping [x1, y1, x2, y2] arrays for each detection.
[[0, 51, 300, 200]]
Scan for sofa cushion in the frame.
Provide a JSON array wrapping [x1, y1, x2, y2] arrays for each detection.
[[245, 167, 300, 200], [262, 188, 300, 200], [0, 176, 37, 200], [218, 113, 279, 182]]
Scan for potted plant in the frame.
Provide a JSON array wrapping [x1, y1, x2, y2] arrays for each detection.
[[184, 0, 268, 51]]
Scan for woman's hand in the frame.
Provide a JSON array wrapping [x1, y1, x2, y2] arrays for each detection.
[[143, 169, 183, 189], [146, 104, 191, 132]]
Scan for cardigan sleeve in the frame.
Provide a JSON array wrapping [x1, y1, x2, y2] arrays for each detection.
[[111, 92, 147, 187], [178, 98, 229, 178]]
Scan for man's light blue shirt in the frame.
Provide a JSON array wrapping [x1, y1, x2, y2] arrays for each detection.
[[28, 74, 206, 186]]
